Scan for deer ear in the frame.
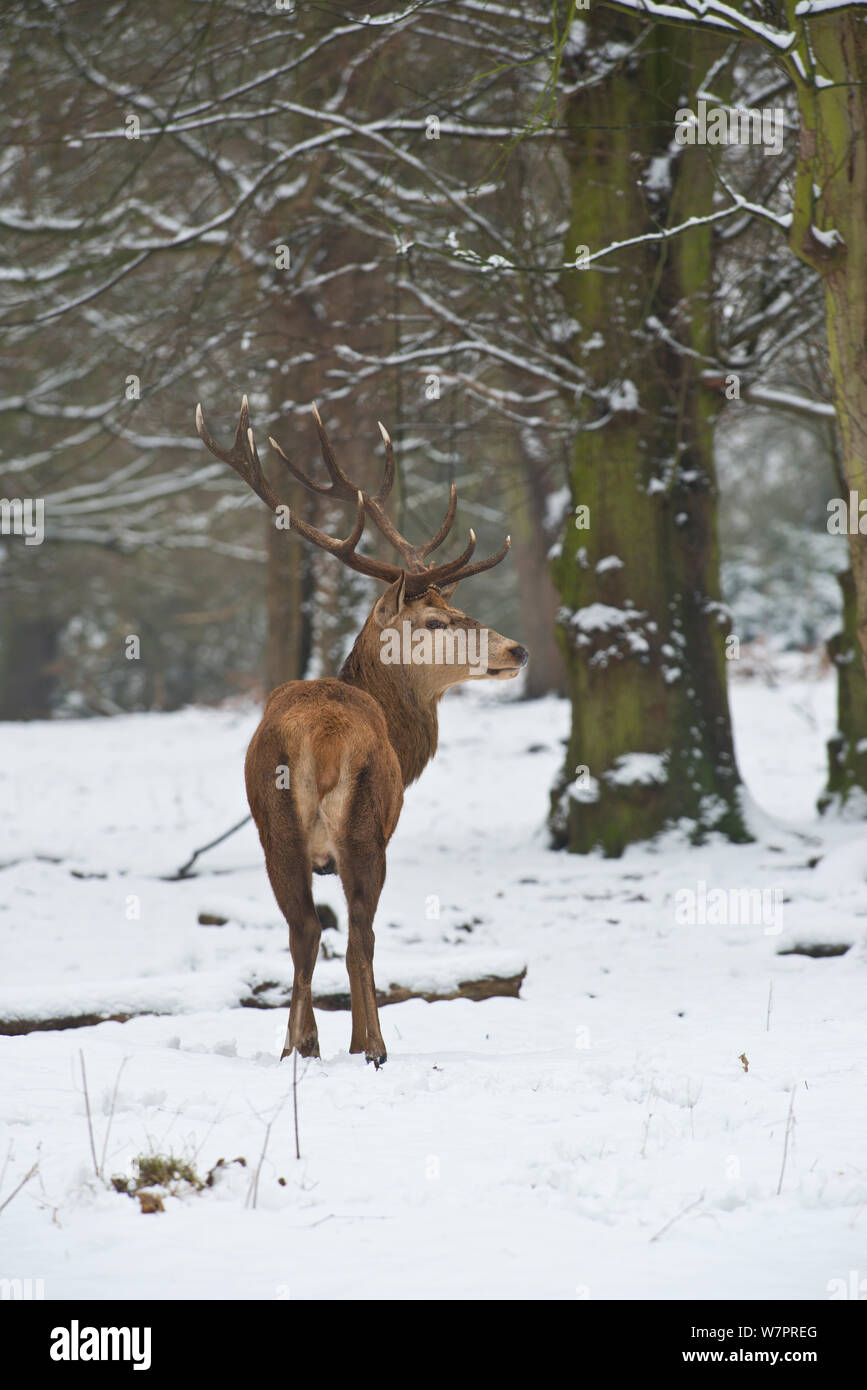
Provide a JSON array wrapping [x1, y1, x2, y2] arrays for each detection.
[[373, 572, 406, 627], [438, 581, 458, 601]]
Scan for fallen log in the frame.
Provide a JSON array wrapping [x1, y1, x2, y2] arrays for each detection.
[[242, 968, 527, 1012], [0, 967, 526, 1037], [0, 1011, 139, 1036]]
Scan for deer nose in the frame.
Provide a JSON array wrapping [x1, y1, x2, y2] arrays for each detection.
[[509, 644, 529, 667]]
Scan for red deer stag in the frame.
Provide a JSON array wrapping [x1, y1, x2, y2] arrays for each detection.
[[195, 396, 528, 1066]]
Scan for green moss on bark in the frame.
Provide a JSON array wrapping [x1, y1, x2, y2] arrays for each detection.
[[549, 19, 749, 855], [820, 568, 867, 814]]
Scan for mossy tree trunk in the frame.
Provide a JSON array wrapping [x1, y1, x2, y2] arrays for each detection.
[[786, 8, 867, 676], [781, 7, 867, 817], [549, 21, 749, 855], [820, 418, 867, 814], [821, 567, 867, 815]]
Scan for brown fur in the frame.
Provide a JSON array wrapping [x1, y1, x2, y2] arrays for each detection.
[[244, 582, 527, 1066], [195, 399, 527, 1064]]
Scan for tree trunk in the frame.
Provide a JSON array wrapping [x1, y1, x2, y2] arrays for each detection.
[[787, 9, 867, 674], [513, 520, 566, 698], [820, 567, 867, 814], [549, 22, 749, 855], [820, 423, 867, 815], [510, 438, 567, 698], [263, 362, 310, 694], [0, 598, 61, 720], [264, 469, 307, 693]]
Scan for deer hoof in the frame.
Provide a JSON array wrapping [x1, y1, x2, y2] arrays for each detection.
[[280, 1036, 320, 1061], [365, 1051, 387, 1069]]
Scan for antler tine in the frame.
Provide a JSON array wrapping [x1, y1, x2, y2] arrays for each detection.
[[406, 532, 512, 597], [404, 528, 477, 595], [196, 397, 280, 512], [289, 489, 363, 557], [435, 527, 477, 577], [310, 402, 360, 501], [375, 422, 396, 505], [417, 483, 457, 559], [268, 434, 333, 496], [267, 402, 358, 501], [360, 417, 422, 571], [287, 490, 406, 586], [453, 533, 512, 581]]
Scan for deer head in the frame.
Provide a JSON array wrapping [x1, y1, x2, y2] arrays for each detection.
[[370, 576, 527, 692], [195, 396, 528, 693]]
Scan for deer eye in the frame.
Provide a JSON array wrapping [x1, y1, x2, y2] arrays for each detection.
[[426, 618, 448, 630]]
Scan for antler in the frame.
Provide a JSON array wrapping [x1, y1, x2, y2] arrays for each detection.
[[270, 406, 448, 573], [271, 403, 510, 595], [197, 397, 511, 597], [196, 398, 402, 585]]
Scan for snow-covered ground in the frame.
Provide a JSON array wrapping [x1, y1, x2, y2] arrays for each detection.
[[1, 659, 865, 1300]]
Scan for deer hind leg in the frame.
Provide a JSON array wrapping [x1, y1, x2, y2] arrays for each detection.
[[253, 795, 322, 1060], [337, 841, 387, 1067], [278, 876, 322, 1061]]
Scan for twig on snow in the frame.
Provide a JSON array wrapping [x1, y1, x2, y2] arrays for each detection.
[[0, 1162, 39, 1217], [170, 814, 252, 879], [650, 1192, 705, 1244], [776, 1087, 797, 1196], [79, 1050, 100, 1180]]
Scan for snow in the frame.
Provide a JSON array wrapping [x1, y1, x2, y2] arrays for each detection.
[[796, 0, 860, 13], [568, 771, 601, 805], [644, 155, 673, 195], [604, 752, 668, 787], [1, 665, 866, 1300], [565, 20, 588, 57], [571, 602, 640, 633], [605, 1, 796, 52], [607, 378, 639, 413], [744, 385, 835, 419], [811, 224, 845, 250], [544, 486, 571, 530]]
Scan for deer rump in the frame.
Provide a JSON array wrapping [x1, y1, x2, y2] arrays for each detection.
[[245, 679, 404, 878]]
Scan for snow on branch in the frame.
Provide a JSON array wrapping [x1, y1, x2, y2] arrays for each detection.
[[793, 1, 867, 13], [600, 0, 797, 50], [569, 194, 791, 272], [736, 383, 835, 420]]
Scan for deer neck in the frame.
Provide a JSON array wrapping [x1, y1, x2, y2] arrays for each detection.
[[339, 622, 439, 786]]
